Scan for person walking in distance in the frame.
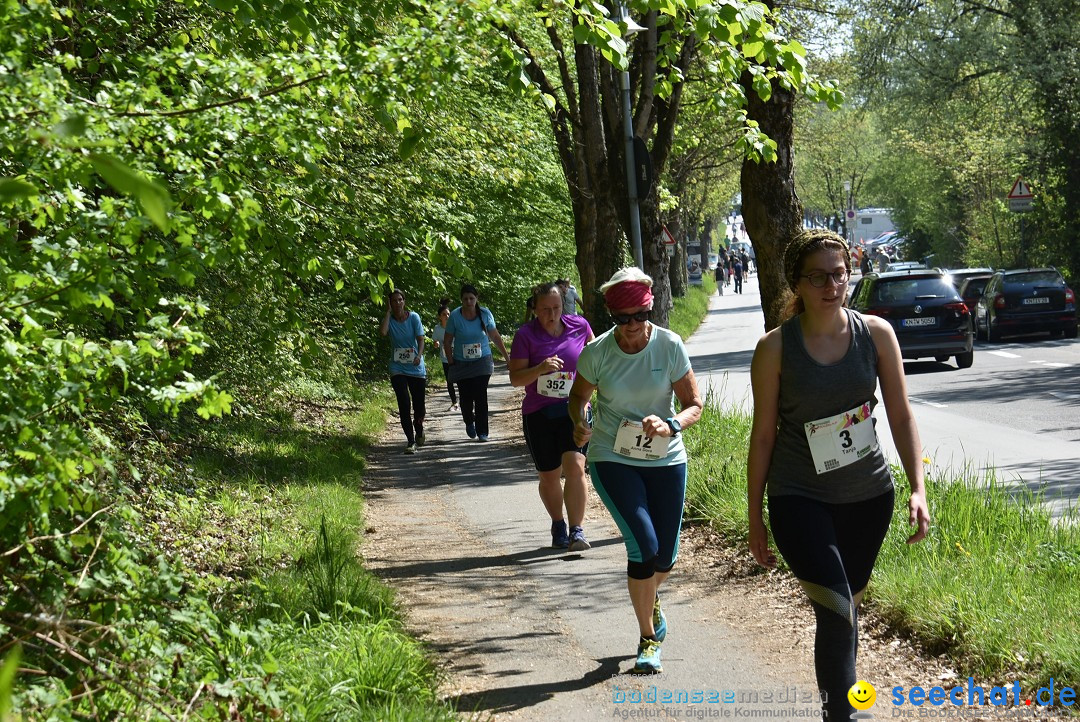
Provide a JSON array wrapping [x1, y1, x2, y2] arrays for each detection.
[[430, 298, 459, 412], [379, 288, 427, 454], [556, 278, 582, 316], [444, 284, 509, 442], [747, 229, 930, 721], [569, 267, 703, 675], [733, 256, 744, 294], [509, 283, 595, 550]]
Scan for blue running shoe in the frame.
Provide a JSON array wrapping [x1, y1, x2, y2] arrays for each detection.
[[632, 637, 662, 675], [551, 520, 569, 549], [477, 434, 489, 442], [568, 526, 590, 551], [652, 594, 667, 642], [465, 423, 476, 439]]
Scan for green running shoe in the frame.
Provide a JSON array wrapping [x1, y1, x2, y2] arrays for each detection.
[[632, 636, 663, 675], [653, 594, 667, 642]]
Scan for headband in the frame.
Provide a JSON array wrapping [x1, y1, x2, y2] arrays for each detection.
[[604, 281, 653, 311]]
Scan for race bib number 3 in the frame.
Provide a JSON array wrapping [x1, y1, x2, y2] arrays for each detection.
[[803, 402, 878, 474], [393, 347, 415, 364], [537, 371, 574, 398], [614, 420, 670, 461], [463, 342, 483, 360]]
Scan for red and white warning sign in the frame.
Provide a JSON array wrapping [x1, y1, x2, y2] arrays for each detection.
[[1007, 177, 1033, 212]]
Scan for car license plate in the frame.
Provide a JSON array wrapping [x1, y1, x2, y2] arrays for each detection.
[[902, 317, 936, 327], [1023, 297, 1050, 305]]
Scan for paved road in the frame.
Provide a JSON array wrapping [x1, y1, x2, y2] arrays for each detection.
[[691, 274, 1080, 517]]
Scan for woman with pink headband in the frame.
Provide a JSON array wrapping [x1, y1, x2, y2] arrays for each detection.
[[569, 267, 703, 675]]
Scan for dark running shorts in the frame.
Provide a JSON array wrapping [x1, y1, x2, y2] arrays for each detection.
[[522, 403, 587, 472]]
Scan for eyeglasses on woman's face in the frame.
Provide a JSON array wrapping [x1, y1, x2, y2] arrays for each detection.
[[611, 310, 651, 325], [801, 270, 850, 288]]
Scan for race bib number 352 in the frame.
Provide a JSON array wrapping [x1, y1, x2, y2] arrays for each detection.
[[803, 402, 878, 474], [537, 371, 574, 398], [614, 420, 671, 461]]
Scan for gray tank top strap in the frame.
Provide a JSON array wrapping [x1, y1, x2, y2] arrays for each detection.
[[766, 310, 894, 504]]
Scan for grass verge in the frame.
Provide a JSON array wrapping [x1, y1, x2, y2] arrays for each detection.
[[683, 397, 1080, 696], [670, 274, 717, 340], [151, 378, 459, 721]]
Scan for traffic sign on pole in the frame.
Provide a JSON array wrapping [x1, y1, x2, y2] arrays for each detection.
[[1007, 177, 1033, 213], [1007, 177, 1033, 200], [662, 225, 676, 257]]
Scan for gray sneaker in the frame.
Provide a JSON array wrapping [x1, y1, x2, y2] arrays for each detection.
[[568, 526, 591, 551], [551, 520, 570, 549]]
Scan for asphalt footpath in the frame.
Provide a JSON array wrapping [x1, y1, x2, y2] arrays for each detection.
[[361, 291, 824, 722]]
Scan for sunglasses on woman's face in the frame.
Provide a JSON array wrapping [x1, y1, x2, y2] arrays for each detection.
[[611, 310, 651, 325]]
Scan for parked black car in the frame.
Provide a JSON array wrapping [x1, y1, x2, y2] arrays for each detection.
[[945, 267, 994, 288], [957, 273, 994, 320], [975, 268, 1078, 341], [847, 270, 974, 368]]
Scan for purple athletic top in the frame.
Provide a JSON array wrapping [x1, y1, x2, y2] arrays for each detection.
[[511, 314, 592, 416]]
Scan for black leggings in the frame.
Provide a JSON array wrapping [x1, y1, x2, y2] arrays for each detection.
[[441, 362, 458, 404], [768, 489, 894, 721], [457, 374, 490, 436], [390, 374, 426, 444]]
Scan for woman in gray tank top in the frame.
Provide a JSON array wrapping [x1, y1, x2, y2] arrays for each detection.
[[747, 230, 931, 722]]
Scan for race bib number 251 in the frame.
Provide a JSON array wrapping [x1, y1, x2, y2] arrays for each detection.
[[803, 402, 878, 474]]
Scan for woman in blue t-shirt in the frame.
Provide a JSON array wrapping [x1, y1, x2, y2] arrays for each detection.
[[379, 289, 427, 454], [443, 284, 509, 442], [569, 267, 703, 676]]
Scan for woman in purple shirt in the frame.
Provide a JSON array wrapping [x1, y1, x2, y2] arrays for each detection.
[[509, 283, 595, 550]]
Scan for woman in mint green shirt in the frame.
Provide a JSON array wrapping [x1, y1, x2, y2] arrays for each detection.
[[569, 267, 702, 676]]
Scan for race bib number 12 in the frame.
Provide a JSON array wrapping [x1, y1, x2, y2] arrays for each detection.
[[803, 402, 878, 474], [614, 419, 670, 461]]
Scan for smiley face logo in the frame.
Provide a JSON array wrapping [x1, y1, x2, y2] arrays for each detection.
[[848, 680, 877, 710]]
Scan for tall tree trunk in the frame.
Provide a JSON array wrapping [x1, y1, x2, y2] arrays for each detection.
[[669, 218, 687, 298], [640, 193, 672, 325], [573, 196, 625, 327], [740, 72, 802, 332]]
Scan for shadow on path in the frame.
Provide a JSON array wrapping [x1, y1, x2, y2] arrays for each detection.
[[447, 656, 625, 715]]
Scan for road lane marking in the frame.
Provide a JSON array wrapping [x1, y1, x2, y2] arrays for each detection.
[[1030, 360, 1070, 368], [908, 396, 948, 408], [987, 350, 1021, 358], [1048, 391, 1080, 401]]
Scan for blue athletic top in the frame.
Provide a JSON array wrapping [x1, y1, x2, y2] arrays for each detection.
[[447, 306, 496, 361], [388, 311, 426, 378]]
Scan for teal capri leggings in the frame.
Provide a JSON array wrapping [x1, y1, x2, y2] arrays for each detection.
[[589, 461, 687, 579]]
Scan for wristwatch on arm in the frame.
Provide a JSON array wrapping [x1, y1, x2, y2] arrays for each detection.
[[664, 417, 682, 436]]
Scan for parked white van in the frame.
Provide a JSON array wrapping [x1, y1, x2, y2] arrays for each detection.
[[853, 208, 895, 245]]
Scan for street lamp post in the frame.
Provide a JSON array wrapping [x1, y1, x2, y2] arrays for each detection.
[[615, 3, 645, 269], [843, 180, 853, 245]]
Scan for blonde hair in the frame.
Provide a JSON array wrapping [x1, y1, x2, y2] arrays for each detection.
[[599, 267, 653, 294]]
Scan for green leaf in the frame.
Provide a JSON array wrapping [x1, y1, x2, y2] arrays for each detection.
[[54, 114, 87, 138], [0, 177, 37, 202], [742, 41, 765, 58], [399, 129, 424, 160], [89, 154, 172, 232], [0, 646, 21, 722]]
